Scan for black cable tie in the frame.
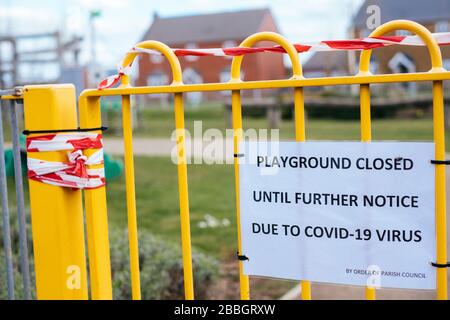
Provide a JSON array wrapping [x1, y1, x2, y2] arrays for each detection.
[[431, 160, 450, 165], [234, 153, 245, 158], [237, 252, 249, 261], [23, 126, 108, 135], [431, 262, 450, 268]]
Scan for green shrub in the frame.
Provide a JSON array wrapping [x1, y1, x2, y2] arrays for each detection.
[[0, 217, 217, 300], [109, 228, 218, 299], [0, 209, 36, 300]]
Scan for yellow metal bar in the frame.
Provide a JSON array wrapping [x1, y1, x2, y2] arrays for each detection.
[[79, 71, 450, 99], [360, 85, 373, 309], [359, 19, 447, 300], [231, 31, 311, 300], [121, 94, 141, 300], [301, 281, 311, 300], [24, 84, 88, 299], [294, 87, 306, 142], [294, 87, 311, 299], [433, 80, 448, 300], [118, 40, 195, 299], [231, 90, 250, 300], [0, 96, 22, 100], [360, 82, 377, 299], [120, 41, 183, 86], [78, 95, 113, 300], [174, 92, 195, 300], [231, 32, 302, 80], [359, 84, 372, 142]]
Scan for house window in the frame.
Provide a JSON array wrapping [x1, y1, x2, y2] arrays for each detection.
[[388, 52, 416, 73], [360, 28, 371, 38], [222, 41, 237, 60], [435, 21, 449, 33], [150, 53, 164, 64], [147, 72, 168, 97], [370, 60, 379, 74], [183, 68, 203, 104], [185, 43, 199, 62], [183, 68, 202, 84], [220, 69, 231, 95], [147, 72, 168, 86], [223, 40, 237, 48], [444, 59, 450, 70], [396, 30, 411, 37], [353, 56, 380, 74], [220, 69, 230, 83], [388, 52, 417, 93]]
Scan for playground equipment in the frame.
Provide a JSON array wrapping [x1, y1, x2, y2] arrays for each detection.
[[0, 20, 449, 300]]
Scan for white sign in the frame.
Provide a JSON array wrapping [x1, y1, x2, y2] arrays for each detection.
[[239, 141, 436, 290]]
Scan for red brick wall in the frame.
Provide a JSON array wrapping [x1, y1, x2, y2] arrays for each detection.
[[137, 12, 286, 101], [255, 12, 287, 81]]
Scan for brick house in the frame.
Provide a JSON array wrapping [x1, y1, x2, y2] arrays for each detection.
[[137, 8, 286, 103], [303, 51, 351, 78], [304, 0, 450, 93], [352, 0, 450, 75]]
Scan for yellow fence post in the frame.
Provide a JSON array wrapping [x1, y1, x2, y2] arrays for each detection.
[[78, 94, 113, 300], [23, 84, 88, 299], [119, 41, 194, 299], [121, 94, 142, 300], [231, 32, 312, 300], [230, 89, 250, 300], [359, 19, 448, 300]]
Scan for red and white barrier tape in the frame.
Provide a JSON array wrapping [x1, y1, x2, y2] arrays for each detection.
[[98, 32, 450, 90], [26, 133, 105, 189], [98, 66, 132, 91]]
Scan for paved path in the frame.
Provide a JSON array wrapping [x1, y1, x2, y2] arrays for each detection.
[[103, 137, 235, 162], [104, 138, 177, 157]]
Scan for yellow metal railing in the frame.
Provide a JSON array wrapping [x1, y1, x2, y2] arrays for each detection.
[[20, 19, 449, 300], [357, 20, 447, 300], [229, 31, 309, 299]]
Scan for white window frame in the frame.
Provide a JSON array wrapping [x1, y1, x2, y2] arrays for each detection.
[[435, 21, 449, 33], [444, 59, 450, 71], [220, 69, 231, 95], [222, 41, 237, 60], [147, 72, 168, 97], [150, 53, 164, 64], [147, 72, 168, 86], [396, 30, 411, 37], [184, 43, 199, 62]]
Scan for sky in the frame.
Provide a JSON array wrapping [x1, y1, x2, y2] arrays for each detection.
[[0, 0, 365, 68]]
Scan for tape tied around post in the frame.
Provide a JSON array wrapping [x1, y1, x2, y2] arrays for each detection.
[[26, 132, 105, 190]]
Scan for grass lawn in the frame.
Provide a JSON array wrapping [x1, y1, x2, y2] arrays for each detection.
[[106, 156, 236, 256], [106, 156, 298, 299], [105, 104, 449, 147]]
